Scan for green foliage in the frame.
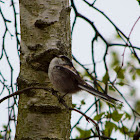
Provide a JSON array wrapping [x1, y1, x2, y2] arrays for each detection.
[[81, 99, 86, 105], [124, 112, 131, 120], [73, 99, 86, 110], [117, 81, 125, 86], [0, 133, 3, 139], [115, 33, 122, 39], [72, 104, 76, 108], [111, 51, 120, 67], [137, 0, 140, 5], [0, 1, 4, 3], [129, 66, 140, 81], [3, 125, 7, 129], [0, 125, 11, 139], [74, 110, 132, 139], [109, 85, 115, 91], [71, 15, 139, 140], [94, 112, 105, 121], [103, 114, 130, 137], [126, 62, 140, 81], [134, 100, 140, 113], [114, 66, 125, 79], [119, 126, 129, 134], [136, 68, 140, 76], [93, 109, 132, 137], [76, 127, 91, 138], [104, 121, 118, 137], [3, 125, 11, 135], [111, 110, 123, 122], [102, 72, 109, 83]]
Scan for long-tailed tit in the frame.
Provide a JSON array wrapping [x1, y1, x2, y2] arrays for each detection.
[[48, 55, 122, 105]]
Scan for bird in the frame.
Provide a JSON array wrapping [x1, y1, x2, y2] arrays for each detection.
[[48, 55, 122, 106]]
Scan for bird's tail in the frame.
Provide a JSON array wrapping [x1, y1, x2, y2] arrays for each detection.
[[78, 84, 123, 106]]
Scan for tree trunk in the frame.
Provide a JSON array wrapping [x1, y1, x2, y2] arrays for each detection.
[[15, 0, 71, 140]]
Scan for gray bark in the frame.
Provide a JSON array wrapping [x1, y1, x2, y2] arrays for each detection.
[[15, 0, 71, 139]]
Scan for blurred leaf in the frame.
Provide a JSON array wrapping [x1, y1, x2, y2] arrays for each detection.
[[114, 66, 125, 79], [81, 99, 85, 105], [104, 121, 118, 137], [119, 126, 129, 134], [130, 54, 138, 60], [115, 33, 122, 39], [109, 85, 115, 91], [116, 103, 123, 110], [117, 81, 124, 86], [130, 88, 136, 96], [109, 104, 116, 108], [3, 125, 7, 129], [132, 73, 136, 80], [136, 69, 140, 76], [72, 104, 76, 108], [106, 111, 112, 118], [134, 100, 140, 113], [0, 133, 3, 138], [129, 131, 135, 137], [7, 130, 11, 134], [129, 66, 135, 73], [0, 1, 4, 3], [111, 110, 123, 122], [114, 66, 120, 72], [111, 51, 120, 67], [99, 101, 103, 109], [77, 106, 81, 110], [94, 112, 105, 121], [102, 72, 109, 83], [124, 112, 131, 120], [129, 67, 139, 80], [76, 127, 91, 138], [137, 0, 140, 5]]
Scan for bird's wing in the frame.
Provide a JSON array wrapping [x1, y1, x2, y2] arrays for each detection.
[[54, 65, 122, 106], [54, 65, 83, 82]]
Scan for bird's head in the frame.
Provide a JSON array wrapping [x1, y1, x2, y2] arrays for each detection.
[[51, 55, 73, 65]]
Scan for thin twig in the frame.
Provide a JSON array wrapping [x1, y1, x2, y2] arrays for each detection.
[[0, 86, 50, 104], [71, 99, 99, 133]]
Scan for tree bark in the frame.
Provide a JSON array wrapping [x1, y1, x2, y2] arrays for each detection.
[[15, 0, 71, 139]]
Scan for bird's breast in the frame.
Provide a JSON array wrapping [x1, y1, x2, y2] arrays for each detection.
[[49, 66, 80, 94]]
